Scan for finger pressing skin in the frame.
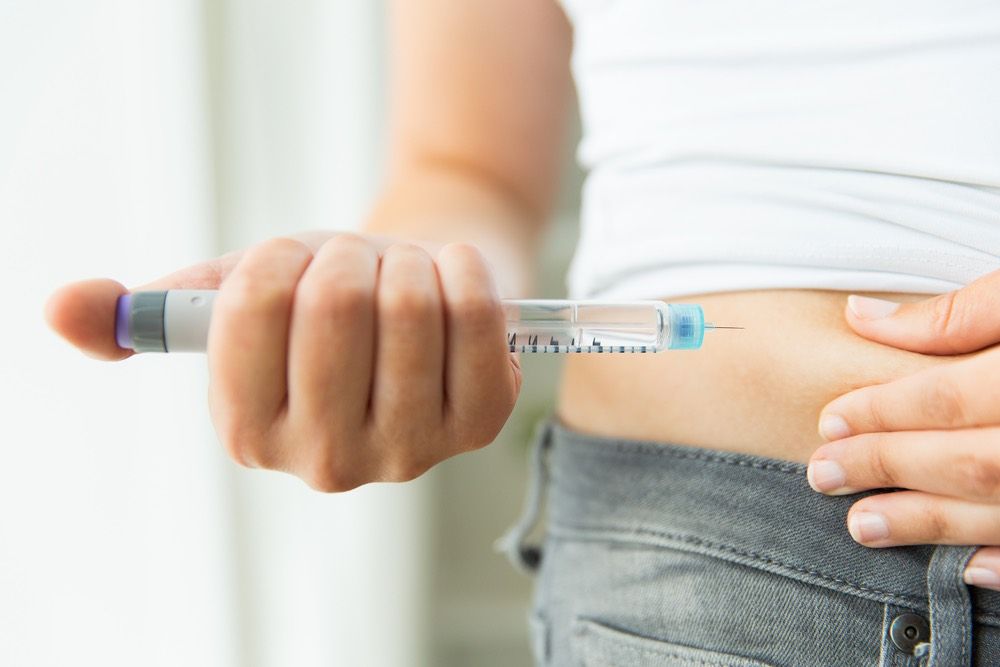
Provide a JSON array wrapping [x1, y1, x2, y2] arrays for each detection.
[[817, 349, 1000, 441], [436, 243, 520, 448], [846, 490, 1000, 547], [287, 234, 378, 430], [844, 269, 1000, 355], [965, 547, 1000, 592], [372, 243, 445, 432], [208, 238, 314, 466], [809, 427, 1000, 500]]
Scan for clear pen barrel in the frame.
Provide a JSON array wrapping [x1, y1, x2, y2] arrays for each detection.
[[502, 300, 704, 353], [112, 291, 709, 354]]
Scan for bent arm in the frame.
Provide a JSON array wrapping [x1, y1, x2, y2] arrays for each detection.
[[45, 0, 572, 359], [367, 0, 574, 296]]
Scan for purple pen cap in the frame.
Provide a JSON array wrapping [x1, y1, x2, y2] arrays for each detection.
[[114, 291, 169, 352], [115, 294, 133, 350]]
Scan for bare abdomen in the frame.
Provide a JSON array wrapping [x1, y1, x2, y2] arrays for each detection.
[[556, 289, 963, 464]]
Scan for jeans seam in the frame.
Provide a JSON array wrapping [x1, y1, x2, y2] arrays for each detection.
[[562, 439, 807, 475], [549, 522, 928, 609]]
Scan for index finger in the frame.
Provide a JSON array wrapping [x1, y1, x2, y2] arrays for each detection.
[[818, 348, 1000, 440], [846, 269, 1000, 355]]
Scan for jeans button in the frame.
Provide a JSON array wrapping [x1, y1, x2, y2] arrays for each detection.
[[889, 613, 930, 653]]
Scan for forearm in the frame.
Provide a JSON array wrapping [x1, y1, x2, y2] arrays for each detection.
[[363, 162, 543, 298], [369, 0, 571, 298]]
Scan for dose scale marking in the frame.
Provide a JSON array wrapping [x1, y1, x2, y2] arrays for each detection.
[[114, 291, 742, 354], [506, 334, 655, 354]]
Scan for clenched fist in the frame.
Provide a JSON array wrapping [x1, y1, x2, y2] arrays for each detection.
[[46, 233, 522, 491]]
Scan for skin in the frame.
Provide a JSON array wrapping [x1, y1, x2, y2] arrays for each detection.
[[557, 289, 956, 460], [44, 0, 574, 489], [807, 269, 1000, 591], [44, 0, 999, 593]]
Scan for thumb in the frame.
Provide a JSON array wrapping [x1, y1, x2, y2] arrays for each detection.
[[44, 252, 242, 361], [43, 231, 348, 360], [44, 231, 397, 360], [845, 270, 1000, 355]]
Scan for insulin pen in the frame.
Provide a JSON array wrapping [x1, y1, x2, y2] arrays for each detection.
[[114, 290, 742, 354]]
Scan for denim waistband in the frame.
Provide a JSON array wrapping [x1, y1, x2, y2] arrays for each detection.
[[500, 420, 1000, 626]]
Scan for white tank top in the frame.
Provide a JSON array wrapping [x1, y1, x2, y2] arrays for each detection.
[[563, 0, 1000, 299]]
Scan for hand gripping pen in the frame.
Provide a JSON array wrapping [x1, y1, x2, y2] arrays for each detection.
[[115, 290, 741, 354]]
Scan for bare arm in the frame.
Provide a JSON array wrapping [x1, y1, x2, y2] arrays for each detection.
[[368, 0, 574, 296], [46, 1, 574, 490]]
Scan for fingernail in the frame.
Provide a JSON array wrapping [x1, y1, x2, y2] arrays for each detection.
[[964, 567, 1000, 591], [847, 295, 901, 320], [807, 460, 847, 493], [849, 512, 891, 544], [819, 414, 851, 441]]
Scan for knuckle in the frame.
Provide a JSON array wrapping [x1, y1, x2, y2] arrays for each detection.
[[305, 468, 358, 494], [928, 291, 967, 343], [247, 444, 281, 470], [386, 454, 430, 484], [864, 391, 894, 432], [209, 399, 280, 470], [865, 434, 901, 487], [304, 454, 359, 493], [218, 432, 252, 468], [921, 376, 968, 428], [325, 232, 370, 251], [450, 412, 506, 451], [920, 500, 951, 542], [298, 280, 371, 319], [385, 241, 431, 263], [450, 293, 500, 331], [239, 238, 313, 277], [210, 409, 251, 466], [256, 236, 313, 262], [217, 425, 270, 469], [438, 242, 485, 265], [224, 238, 312, 299], [954, 452, 1000, 501], [330, 284, 373, 317], [370, 427, 435, 483], [466, 423, 504, 450], [379, 284, 437, 321], [221, 271, 271, 307], [378, 243, 437, 320], [320, 233, 378, 262], [225, 268, 297, 310]]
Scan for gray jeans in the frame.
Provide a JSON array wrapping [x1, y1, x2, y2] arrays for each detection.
[[499, 421, 1000, 666]]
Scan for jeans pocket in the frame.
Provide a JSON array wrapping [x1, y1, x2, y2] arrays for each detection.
[[573, 617, 775, 667]]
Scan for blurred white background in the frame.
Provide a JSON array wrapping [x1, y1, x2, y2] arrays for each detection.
[[0, 1, 577, 665]]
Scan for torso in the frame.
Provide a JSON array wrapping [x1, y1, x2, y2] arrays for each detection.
[[556, 289, 968, 464], [557, 2, 1000, 457]]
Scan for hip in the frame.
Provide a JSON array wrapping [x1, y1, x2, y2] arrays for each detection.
[[503, 422, 1000, 666]]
